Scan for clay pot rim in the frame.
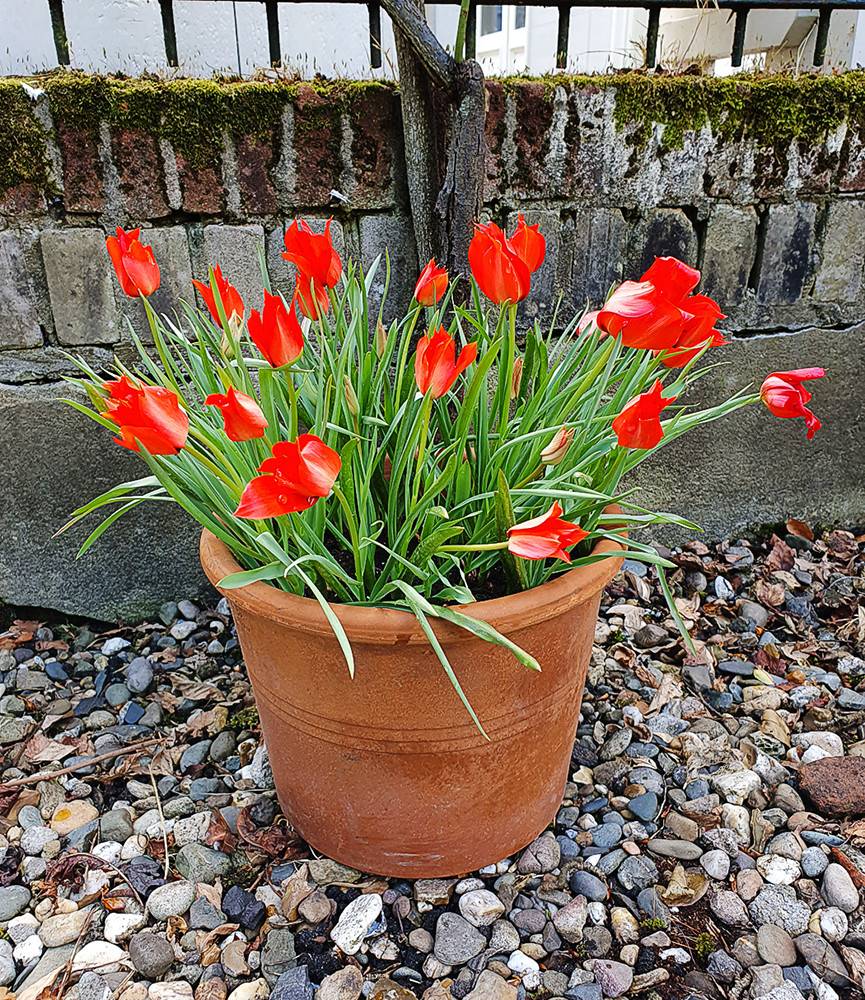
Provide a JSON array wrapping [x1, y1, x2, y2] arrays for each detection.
[[200, 505, 625, 644]]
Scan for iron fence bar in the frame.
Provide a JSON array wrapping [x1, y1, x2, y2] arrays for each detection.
[[645, 5, 660, 67], [368, 1, 383, 67], [466, 1, 477, 58], [556, 4, 571, 68], [731, 6, 749, 64], [265, 0, 281, 65], [48, 0, 70, 65], [159, 0, 179, 67], [814, 5, 832, 64], [182, 0, 865, 8]]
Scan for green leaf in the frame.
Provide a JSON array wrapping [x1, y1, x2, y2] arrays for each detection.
[[391, 581, 488, 740], [217, 562, 285, 589]]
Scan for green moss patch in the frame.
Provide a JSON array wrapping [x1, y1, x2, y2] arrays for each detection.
[[0, 81, 55, 194], [501, 70, 865, 149], [3, 69, 865, 194]]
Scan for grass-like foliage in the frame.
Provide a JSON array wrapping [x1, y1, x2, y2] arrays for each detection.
[[62, 218, 816, 733]]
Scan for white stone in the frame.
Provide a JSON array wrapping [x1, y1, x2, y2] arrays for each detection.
[[146, 880, 195, 921], [712, 768, 762, 805], [72, 940, 128, 974], [13, 934, 43, 965], [819, 907, 849, 943], [149, 984, 195, 1000], [791, 732, 844, 757], [507, 950, 540, 988], [720, 804, 751, 843], [701, 850, 731, 880], [38, 907, 93, 947], [120, 834, 148, 860], [104, 911, 146, 944], [173, 812, 211, 847], [226, 980, 269, 1000], [459, 889, 505, 927], [756, 855, 801, 886], [330, 893, 383, 955], [90, 841, 123, 865]]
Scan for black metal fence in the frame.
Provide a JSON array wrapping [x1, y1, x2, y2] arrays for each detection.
[[45, 0, 865, 74]]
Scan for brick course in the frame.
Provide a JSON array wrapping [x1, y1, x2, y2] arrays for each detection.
[[2, 76, 865, 350]]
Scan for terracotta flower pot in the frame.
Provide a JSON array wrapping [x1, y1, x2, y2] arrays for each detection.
[[200, 526, 623, 878]]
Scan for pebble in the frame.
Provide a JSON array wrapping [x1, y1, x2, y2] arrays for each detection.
[[146, 880, 196, 921], [330, 893, 383, 956], [433, 913, 486, 965], [821, 863, 860, 913], [458, 889, 504, 927]]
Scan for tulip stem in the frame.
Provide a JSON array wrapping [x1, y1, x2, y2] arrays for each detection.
[[333, 485, 363, 584], [284, 373, 298, 438], [454, 0, 472, 61], [394, 303, 422, 408], [184, 443, 241, 494], [498, 304, 518, 439], [515, 464, 544, 490], [412, 393, 433, 507]]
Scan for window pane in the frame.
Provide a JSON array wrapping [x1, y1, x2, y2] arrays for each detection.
[[514, 5, 526, 29], [480, 5, 503, 35]]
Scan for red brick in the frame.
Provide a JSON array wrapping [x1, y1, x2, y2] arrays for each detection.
[[0, 183, 47, 217], [56, 123, 103, 214], [236, 133, 278, 215], [293, 85, 341, 207], [113, 128, 170, 219], [483, 80, 506, 201], [349, 88, 398, 207], [511, 83, 554, 199], [176, 153, 223, 215]]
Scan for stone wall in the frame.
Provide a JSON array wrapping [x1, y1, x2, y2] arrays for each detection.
[[2, 72, 864, 618]]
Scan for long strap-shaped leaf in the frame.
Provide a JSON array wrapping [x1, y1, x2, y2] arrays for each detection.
[[391, 581, 489, 741]]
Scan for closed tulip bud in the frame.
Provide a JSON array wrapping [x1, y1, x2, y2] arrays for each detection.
[[375, 318, 387, 357], [540, 426, 574, 466], [344, 376, 359, 417], [511, 357, 523, 400]]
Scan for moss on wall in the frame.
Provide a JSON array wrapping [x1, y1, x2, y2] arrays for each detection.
[[3, 69, 865, 195], [0, 81, 54, 194]]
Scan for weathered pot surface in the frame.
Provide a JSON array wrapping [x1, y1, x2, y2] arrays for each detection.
[[200, 524, 624, 877]]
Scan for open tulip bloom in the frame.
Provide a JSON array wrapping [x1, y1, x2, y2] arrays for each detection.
[[63, 222, 824, 732]]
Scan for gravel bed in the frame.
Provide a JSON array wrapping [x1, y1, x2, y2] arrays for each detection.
[[1, 523, 864, 1000]]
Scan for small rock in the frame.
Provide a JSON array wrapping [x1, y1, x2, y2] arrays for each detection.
[[318, 966, 363, 1000], [799, 757, 865, 816], [129, 931, 175, 978], [147, 880, 196, 921], [433, 912, 486, 965], [517, 832, 560, 874], [459, 889, 505, 927], [589, 959, 634, 998], [821, 863, 860, 913], [757, 924, 797, 967], [330, 893, 383, 956]]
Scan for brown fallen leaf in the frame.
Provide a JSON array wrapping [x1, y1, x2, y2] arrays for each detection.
[[786, 517, 814, 541], [658, 864, 708, 906], [236, 806, 301, 858]]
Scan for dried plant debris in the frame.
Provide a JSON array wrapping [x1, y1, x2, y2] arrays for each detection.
[[0, 523, 864, 1000]]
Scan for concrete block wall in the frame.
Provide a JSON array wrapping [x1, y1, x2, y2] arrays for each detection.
[[1, 72, 864, 618]]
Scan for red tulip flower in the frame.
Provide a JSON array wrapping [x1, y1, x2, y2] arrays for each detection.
[[192, 265, 244, 325], [760, 368, 825, 440], [587, 256, 724, 355], [106, 227, 160, 297], [468, 218, 545, 304], [612, 379, 678, 449], [414, 259, 449, 306], [248, 291, 304, 367], [509, 214, 546, 273], [205, 387, 268, 442], [507, 501, 588, 562], [414, 327, 478, 398], [235, 434, 342, 519], [283, 219, 342, 319], [657, 294, 727, 368], [103, 375, 188, 455]]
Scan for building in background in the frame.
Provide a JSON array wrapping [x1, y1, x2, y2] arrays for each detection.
[[3, 0, 865, 77]]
